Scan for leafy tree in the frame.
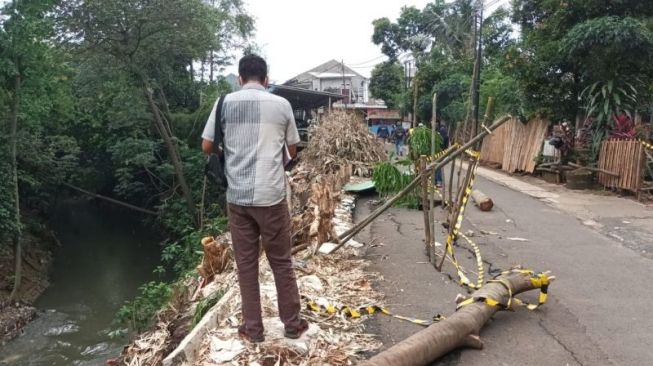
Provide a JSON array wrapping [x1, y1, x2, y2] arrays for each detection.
[[511, 0, 653, 120], [369, 61, 405, 109], [57, 0, 253, 225], [1, 0, 78, 300], [560, 16, 653, 85]]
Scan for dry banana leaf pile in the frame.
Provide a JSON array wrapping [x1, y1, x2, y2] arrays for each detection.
[[301, 110, 385, 177]]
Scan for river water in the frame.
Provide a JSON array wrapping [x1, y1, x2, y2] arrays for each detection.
[[0, 201, 162, 365]]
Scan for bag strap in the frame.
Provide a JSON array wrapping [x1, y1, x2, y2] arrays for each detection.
[[213, 96, 226, 153]]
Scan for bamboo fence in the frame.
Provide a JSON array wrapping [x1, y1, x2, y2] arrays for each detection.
[[597, 139, 645, 197], [480, 118, 549, 173]]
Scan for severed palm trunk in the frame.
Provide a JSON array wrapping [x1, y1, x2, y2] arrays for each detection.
[[362, 270, 554, 366]]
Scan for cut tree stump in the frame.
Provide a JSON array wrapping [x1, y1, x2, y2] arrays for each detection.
[[361, 270, 554, 366], [471, 190, 493, 211]]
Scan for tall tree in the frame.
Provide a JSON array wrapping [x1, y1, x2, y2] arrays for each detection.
[[511, 0, 653, 120], [369, 61, 405, 109], [57, 0, 253, 225], [1, 0, 69, 301]]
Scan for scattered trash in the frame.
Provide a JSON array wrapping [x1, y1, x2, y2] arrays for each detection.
[[210, 337, 245, 363], [464, 230, 475, 237], [480, 230, 499, 235], [622, 220, 631, 224], [506, 219, 513, 223], [582, 219, 604, 229], [506, 237, 529, 242]]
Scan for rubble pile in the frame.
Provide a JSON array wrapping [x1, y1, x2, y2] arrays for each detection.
[[301, 110, 385, 177], [289, 166, 350, 251]]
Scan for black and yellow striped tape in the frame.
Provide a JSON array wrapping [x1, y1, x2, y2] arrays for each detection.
[[442, 153, 484, 290], [641, 139, 653, 151], [455, 270, 550, 312], [305, 299, 445, 326]]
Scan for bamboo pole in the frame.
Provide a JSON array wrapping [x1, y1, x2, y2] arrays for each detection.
[[420, 156, 432, 261], [430, 93, 437, 263], [327, 115, 512, 254], [567, 162, 619, 177], [436, 157, 475, 272]]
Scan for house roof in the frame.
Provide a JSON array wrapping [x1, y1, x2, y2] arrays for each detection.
[[268, 84, 344, 110], [284, 59, 366, 86], [308, 72, 358, 79]]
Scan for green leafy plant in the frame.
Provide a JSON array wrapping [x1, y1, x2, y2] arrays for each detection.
[[408, 127, 443, 160], [372, 161, 419, 208], [192, 290, 224, 326], [580, 80, 638, 161], [372, 161, 404, 196], [114, 281, 173, 333]]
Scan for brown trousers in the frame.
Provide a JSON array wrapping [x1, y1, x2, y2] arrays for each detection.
[[228, 201, 301, 337]]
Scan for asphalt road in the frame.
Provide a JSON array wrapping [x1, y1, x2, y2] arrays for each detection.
[[358, 173, 653, 366]]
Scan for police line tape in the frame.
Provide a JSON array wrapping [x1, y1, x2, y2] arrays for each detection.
[[456, 270, 550, 311], [303, 268, 550, 327], [304, 297, 444, 326], [443, 150, 484, 290], [311, 145, 550, 324], [641, 139, 653, 151]]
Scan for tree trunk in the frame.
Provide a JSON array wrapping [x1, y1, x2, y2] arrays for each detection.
[[209, 50, 214, 82], [9, 72, 22, 302], [63, 183, 158, 216], [361, 270, 553, 366], [157, 88, 175, 136], [143, 83, 197, 225]]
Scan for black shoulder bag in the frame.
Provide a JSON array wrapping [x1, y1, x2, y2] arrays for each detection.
[[205, 96, 228, 190]]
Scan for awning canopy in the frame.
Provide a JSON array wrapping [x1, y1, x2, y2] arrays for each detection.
[[368, 109, 401, 120], [268, 84, 344, 110]]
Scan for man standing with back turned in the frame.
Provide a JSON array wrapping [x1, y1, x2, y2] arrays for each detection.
[[201, 54, 308, 342]]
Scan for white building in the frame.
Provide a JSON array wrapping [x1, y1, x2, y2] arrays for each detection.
[[284, 60, 369, 104]]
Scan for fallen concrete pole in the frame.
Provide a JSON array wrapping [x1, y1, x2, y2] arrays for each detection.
[[361, 269, 554, 366], [471, 189, 493, 211]]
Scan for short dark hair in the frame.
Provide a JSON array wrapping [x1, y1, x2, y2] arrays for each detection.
[[239, 54, 267, 83]]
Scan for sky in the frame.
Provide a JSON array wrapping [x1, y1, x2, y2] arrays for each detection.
[[224, 0, 431, 83], [0, 0, 509, 82], [225, 0, 510, 83]]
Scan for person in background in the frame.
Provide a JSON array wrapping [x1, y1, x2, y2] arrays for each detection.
[[435, 120, 449, 187], [377, 124, 390, 143], [201, 54, 308, 343], [391, 122, 407, 156]]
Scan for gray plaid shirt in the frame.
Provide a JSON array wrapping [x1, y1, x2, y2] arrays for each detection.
[[202, 83, 300, 206]]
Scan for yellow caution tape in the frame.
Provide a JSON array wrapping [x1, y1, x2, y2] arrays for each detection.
[[456, 270, 550, 312], [424, 144, 461, 164], [641, 139, 653, 151], [442, 152, 484, 290], [304, 298, 445, 326]]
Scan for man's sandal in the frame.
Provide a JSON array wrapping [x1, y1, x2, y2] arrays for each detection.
[[238, 325, 264, 343], [284, 319, 309, 339]]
